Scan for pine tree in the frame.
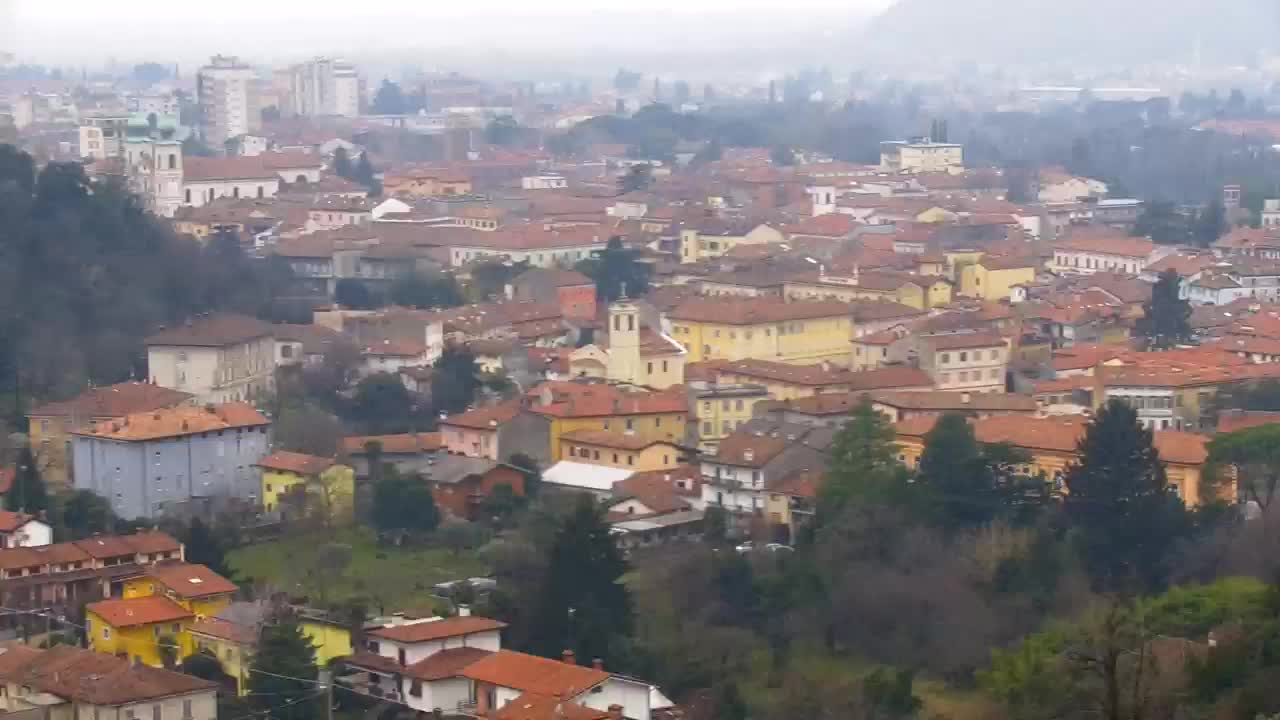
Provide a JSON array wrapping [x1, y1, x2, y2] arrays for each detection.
[[331, 147, 353, 179], [915, 413, 1005, 529], [430, 346, 482, 415], [354, 153, 376, 189], [528, 495, 633, 665], [6, 444, 47, 513], [818, 395, 910, 525], [1063, 399, 1189, 593], [1135, 270, 1192, 349], [247, 615, 319, 720]]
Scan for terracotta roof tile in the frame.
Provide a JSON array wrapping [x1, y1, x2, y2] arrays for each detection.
[[924, 332, 1009, 351], [462, 650, 608, 696], [147, 563, 238, 599], [87, 596, 193, 628], [871, 390, 1037, 413], [367, 616, 507, 643], [495, 693, 609, 720], [0, 511, 35, 533], [561, 429, 681, 452], [145, 313, 274, 347], [342, 433, 443, 455], [0, 645, 215, 706], [713, 432, 790, 468], [29, 382, 193, 420], [404, 647, 494, 681], [74, 402, 269, 442], [1217, 410, 1280, 434], [1053, 229, 1154, 258], [256, 451, 335, 476], [441, 400, 522, 430]]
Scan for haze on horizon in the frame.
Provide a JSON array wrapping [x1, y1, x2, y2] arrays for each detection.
[[2, 0, 896, 72]]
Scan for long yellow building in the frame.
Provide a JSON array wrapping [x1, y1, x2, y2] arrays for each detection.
[[669, 298, 854, 366]]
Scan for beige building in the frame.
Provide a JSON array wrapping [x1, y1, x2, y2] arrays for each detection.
[[146, 313, 276, 404], [569, 300, 687, 389], [880, 140, 964, 174], [679, 222, 784, 264], [917, 332, 1010, 393]]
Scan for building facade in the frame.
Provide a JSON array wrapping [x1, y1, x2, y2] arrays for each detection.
[[196, 55, 260, 148]]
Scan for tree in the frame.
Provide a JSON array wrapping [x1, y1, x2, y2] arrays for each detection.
[[1133, 202, 1191, 245], [618, 164, 653, 194], [56, 489, 117, 540], [371, 470, 439, 536], [389, 272, 463, 309], [179, 650, 227, 683], [914, 413, 1030, 530], [371, 79, 406, 115], [347, 373, 415, 435], [577, 236, 650, 303], [332, 147, 353, 179], [1063, 400, 1189, 593], [528, 495, 633, 665], [469, 261, 528, 301], [272, 402, 342, 457], [506, 453, 542, 498], [1193, 199, 1227, 247], [5, 444, 47, 513], [247, 614, 319, 720], [354, 153, 377, 191], [1207, 424, 1280, 508], [1134, 270, 1191, 349], [132, 62, 170, 85], [333, 279, 377, 310], [818, 395, 910, 526], [183, 516, 232, 578], [431, 346, 483, 416], [485, 116, 522, 147], [770, 145, 796, 166], [438, 517, 490, 555]]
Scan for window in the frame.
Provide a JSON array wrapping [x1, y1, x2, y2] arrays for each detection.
[[593, 450, 600, 460], [153, 704, 162, 720], [125, 711, 136, 720], [960, 352, 968, 362], [722, 420, 731, 433], [103, 627, 111, 639], [625, 418, 635, 431], [647, 362, 653, 374], [735, 400, 744, 411], [613, 453, 619, 463], [702, 421, 712, 434], [722, 400, 730, 410], [627, 455, 634, 466], [257, 185, 264, 198], [662, 360, 668, 372], [703, 402, 711, 411], [410, 680, 423, 697], [940, 353, 950, 364]]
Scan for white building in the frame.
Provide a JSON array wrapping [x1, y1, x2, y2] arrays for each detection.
[[521, 174, 568, 190], [1038, 171, 1109, 203], [79, 114, 129, 159], [0, 511, 51, 548], [197, 55, 260, 148], [289, 58, 360, 118], [1262, 199, 1280, 229], [124, 137, 185, 217], [880, 139, 964, 174], [1050, 231, 1156, 275], [145, 313, 276, 404]]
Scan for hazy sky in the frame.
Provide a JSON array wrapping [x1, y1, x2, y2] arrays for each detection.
[[3, 0, 897, 70]]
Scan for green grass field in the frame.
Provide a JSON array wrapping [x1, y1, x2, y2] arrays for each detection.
[[227, 527, 488, 613]]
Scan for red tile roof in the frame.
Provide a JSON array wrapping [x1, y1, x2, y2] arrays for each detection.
[[88, 596, 193, 628], [462, 650, 608, 696], [495, 693, 609, 720], [561, 429, 681, 452], [924, 332, 1009, 351], [29, 382, 193, 420], [145, 313, 274, 347], [0, 511, 36, 533], [341, 433, 443, 455], [0, 645, 215, 706], [403, 647, 494, 681], [75, 402, 269, 441], [440, 400, 522, 431], [1053, 229, 1154, 258], [256, 450, 336, 476], [367, 616, 507, 643], [147, 562, 238, 598], [529, 383, 686, 419]]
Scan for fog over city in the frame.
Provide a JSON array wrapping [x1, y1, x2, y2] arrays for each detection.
[[9, 3, 1280, 720]]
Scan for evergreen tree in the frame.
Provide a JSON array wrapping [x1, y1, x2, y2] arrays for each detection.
[[56, 489, 117, 539], [354, 153, 376, 189], [1135, 270, 1192, 350], [5, 444, 47, 513], [818, 395, 910, 525], [1193, 199, 1227, 247], [1063, 399, 1189, 593], [183, 517, 231, 578], [370, 79, 406, 115], [578, 236, 650, 303], [506, 452, 542, 497], [371, 469, 439, 535], [915, 413, 1006, 529], [528, 495, 633, 664], [247, 615, 319, 720], [331, 147, 353, 179], [431, 346, 483, 416], [618, 164, 653, 194]]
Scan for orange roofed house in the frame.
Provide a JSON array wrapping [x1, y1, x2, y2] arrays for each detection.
[[526, 382, 688, 463], [340, 613, 669, 720], [27, 381, 194, 487], [71, 402, 271, 520], [893, 414, 1222, 505]]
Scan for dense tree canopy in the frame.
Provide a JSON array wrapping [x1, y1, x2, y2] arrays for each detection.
[[1135, 270, 1192, 349]]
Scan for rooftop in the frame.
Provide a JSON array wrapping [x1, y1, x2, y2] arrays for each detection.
[[256, 450, 336, 476], [461, 650, 609, 697], [366, 615, 507, 644], [146, 562, 238, 599], [669, 298, 852, 326], [29, 382, 192, 420], [74, 402, 269, 442], [145, 313, 274, 347], [87, 595, 193, 628], [0, 645, 215, 707]]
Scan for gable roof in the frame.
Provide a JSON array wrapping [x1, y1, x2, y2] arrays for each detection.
[[0, 510, 37, 533], [560, 429, 681, 452], [75, 402, 269, 441], [145, 313, 274, 347], [495, 693, 610, 720], [461, 650, 608, 696], [1053, 229, 1154, 258], [146, 562, 238, 599], [256, 450, 336, 476], [0, 645, 215, 706], [341, 432, 443, 455], [29, 382, 193, 420], [403, 646, 494, 681], [440, 400, 522, 431], [87, 596, 193, 628]]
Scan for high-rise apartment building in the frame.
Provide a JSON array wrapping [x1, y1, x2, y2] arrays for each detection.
[[289, 58, 360, 118], [196, 55, 260, 147]]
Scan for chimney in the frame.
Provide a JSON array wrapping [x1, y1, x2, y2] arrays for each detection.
[[561, 649, 576, 665], [608, 705, 624, 720], [592, 658, 604, 671]]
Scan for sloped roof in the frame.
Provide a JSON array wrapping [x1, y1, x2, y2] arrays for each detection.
[[256, 450, 335, 476], [145, 313, 274, 347], [29, 382, 192, 420], [403, 646, 494, 681], [147, 562, 238, 599], [0, 645, 215, 706], [87, 596, 193, 628], [367, 616, 507, 643], [461, 650, 608, 696], [669, 298, 851, 325], [75, 402, 269, 441]]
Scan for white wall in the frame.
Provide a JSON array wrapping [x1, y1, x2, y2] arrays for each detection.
[[6, 520, 52, 548], [580, 678, 652, 720], [183, 179, 279, 207]]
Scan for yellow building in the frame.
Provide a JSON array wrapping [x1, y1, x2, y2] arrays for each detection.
[[300, 614, 353, 665], [123, 562, 238, 618], [691, 384, 772, 451], [529, 382, 688, 462], [189, 617, 256, 694], [764, 468, 820, 535], [959, 256, 1039, 301], [559, 429, 684, 471], [783, 271, 952, 310], [86, 595, 195, 667], [669, 298, 854, 366], [256, 451, 355, 524], [679, 222, 784, 264], [27, 382, 192, 487], [893, 414, 1220, 505], [569, 300, 687, 389]]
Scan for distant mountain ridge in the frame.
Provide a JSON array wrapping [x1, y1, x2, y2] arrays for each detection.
[[862, 0, 1279, 66]]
